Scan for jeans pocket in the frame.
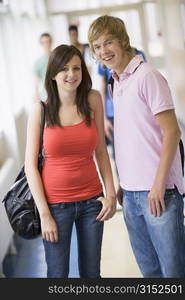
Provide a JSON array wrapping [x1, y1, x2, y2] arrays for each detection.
[[84, 197, 103, 209], [164, 189, 176, 198], [164, 189, 179, 209], [85, 193, 104, 203], [92, 198, 103, 206]]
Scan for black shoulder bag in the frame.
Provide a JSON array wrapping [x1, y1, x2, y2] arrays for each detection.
[[2, 101, 45, 239]]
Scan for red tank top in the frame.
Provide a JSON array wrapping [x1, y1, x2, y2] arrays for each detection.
[[41, 119, 103, 203]]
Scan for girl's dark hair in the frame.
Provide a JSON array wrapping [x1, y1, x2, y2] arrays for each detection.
[[45, 44, 92, 127]]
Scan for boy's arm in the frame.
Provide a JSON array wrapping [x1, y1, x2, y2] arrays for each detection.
[[149, 109, 181, 217]]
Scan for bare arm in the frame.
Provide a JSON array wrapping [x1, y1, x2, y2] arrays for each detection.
[[25, 103, 58, 242], [148, 109, 181, 216], [89, 90, 116, 221]]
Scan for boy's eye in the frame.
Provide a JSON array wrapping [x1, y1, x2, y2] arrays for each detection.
[[105, 40, 112, 46]]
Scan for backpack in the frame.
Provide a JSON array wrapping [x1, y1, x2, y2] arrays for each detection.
[[108, 76, 185, 177]]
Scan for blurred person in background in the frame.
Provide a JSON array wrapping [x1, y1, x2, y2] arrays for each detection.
[[33, 33, 52, 102], [68, 24, 92, 76]]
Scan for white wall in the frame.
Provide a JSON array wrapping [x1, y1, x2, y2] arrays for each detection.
[[0, 158, 17, 276], [156, 0, 185, 124]]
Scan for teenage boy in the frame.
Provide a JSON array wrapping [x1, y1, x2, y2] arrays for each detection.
[[88, 15, 185, 278], [68, 24, 92, 76]]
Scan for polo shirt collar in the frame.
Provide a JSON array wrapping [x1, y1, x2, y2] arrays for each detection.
[[112, 54, 144, 81]]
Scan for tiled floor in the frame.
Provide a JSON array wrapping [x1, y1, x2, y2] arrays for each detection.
[[3, 210, 141, 278], [3, 225, 79, 278], [101, 210, 141, 278]]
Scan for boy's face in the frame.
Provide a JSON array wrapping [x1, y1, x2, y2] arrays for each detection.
[[40, 36, 52, 52], [69, 30, 78, 45], [92, 33, 125, 74]]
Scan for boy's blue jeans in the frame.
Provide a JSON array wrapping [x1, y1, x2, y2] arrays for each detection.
[[122, 188, 185, 277], [43, 194, 104, 278]]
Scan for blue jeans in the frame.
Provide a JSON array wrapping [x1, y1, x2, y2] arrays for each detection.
[[43, 194, 104, 278], [122, 188, 185, 277]]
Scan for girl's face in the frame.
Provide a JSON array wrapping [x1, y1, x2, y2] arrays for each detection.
[[54, 55, 82, 92]]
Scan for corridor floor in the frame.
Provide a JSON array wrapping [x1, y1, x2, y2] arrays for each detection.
[[3, 210, 141, 278]]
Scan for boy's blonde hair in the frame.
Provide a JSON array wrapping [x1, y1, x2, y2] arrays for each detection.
[[88, 15, 134, 56]]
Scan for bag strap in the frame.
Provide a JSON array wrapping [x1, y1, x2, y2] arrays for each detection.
[[108, 76, 114, 93], [18, 102, 45, 196], [179, 139, 184, 177], [39, 101, 45, 154]]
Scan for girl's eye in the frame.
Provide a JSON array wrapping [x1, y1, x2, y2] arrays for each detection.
[[61, 67, 68, 71], [74, 67, 81, 70]]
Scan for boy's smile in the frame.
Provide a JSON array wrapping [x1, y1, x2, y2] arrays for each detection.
[[93, 34, 129, 75]]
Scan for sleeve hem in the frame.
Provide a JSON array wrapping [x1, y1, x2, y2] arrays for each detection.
[[153, 105, 174, 115]]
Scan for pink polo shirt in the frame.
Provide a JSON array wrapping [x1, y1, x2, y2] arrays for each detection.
[[112, 55, 184, 194]]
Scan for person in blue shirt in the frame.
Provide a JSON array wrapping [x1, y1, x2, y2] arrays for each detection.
[[98, 48, 146, 158]]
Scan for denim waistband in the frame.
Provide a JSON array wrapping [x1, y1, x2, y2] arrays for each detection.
[[48, 192, 104, 207]]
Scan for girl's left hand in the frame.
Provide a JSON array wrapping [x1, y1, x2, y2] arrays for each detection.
[[96, 196, 117, 221]]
